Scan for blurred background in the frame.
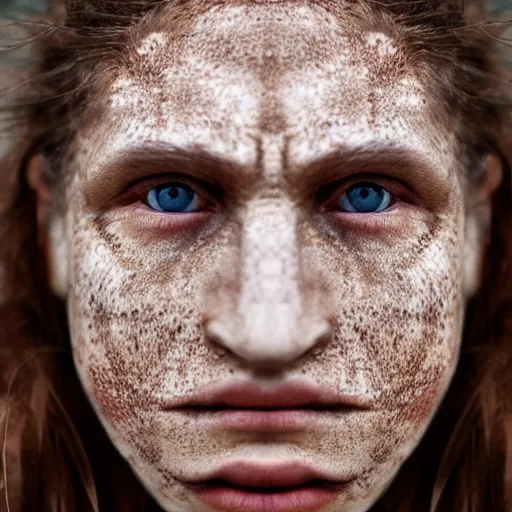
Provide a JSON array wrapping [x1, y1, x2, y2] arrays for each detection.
[[0, 0, 45, 13], [0, 0, 510, 14]]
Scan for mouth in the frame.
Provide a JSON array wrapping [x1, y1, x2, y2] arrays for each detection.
[[181, 462, 352, 512], [164, 380, 371, 409], [168, 382, 363, 509], [162, 379, 371, 432]]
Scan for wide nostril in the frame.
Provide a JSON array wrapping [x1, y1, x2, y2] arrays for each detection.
[[203, 319, 232, 357], [301, 318, 333, 358]]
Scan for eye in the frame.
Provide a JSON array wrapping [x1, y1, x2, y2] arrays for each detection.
[[339, 183, 392, 213], [146, 183, 200, 213]]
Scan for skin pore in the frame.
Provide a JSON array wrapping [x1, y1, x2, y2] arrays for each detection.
[[28, 1, 502, 511]]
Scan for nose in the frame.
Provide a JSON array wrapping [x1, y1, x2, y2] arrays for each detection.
[[204, 200, 332, 368]]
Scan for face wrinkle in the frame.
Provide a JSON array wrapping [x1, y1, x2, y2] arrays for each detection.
[[46, 2, 488, 511]]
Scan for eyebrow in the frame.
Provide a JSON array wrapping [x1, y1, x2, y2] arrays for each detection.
[[85, 140, 451, 209], [84, 143, 257, 208], [291, 143, 449, 196]]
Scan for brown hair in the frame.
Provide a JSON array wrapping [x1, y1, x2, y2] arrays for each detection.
[[0, 1, 511, 511]]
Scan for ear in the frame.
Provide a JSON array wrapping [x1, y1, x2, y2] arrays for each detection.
[[462, 153, 503, 298], [27, 154, 51, 231], [27, 154, 70, 299]]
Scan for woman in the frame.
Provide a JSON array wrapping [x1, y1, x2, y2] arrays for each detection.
[[0, 0, 511, 511]]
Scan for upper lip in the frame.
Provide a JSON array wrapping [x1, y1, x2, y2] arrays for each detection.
[[162, 380, 372, 410]]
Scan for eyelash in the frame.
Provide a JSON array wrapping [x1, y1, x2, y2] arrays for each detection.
[[119, 172, 414, 228], [121, 176, 218, 213], [137, 179, 399, 216], [324, 182, 394, 214]]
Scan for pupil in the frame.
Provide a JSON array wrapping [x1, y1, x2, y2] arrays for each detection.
[[359, 188, 370, 199], [168, 188, 180, 199]]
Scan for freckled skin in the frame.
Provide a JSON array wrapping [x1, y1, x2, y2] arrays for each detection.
[[52, 2, 484, 511]]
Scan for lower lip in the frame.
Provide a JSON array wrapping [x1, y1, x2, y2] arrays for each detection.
[[187, 481, 345, 512]]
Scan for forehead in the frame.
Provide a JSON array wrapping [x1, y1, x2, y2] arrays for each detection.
[[82, 1, 456, 179]]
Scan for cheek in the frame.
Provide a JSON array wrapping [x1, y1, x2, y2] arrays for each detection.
[[66, 218, 226, 434], [306, 223, 465, 441]]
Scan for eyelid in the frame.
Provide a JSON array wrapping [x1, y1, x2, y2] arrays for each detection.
[[115, 174, 220, 208], [317, 174, 418, 211]]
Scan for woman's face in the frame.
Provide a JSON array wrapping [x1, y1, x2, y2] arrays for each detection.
[[43, 2, 495, 511]]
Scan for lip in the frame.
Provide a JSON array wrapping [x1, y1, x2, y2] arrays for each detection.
[[162, 380, 372, 410], [162, 380, 371, 433], [182, 461, 351, 512]]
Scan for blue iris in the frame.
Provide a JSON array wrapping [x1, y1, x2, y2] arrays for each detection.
[[340, 183, 391, 213], [146, 183, 197, 213]]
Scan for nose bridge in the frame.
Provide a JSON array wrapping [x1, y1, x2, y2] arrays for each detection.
[[238, 200, 302, 358], [204, 198, 333, 366], [203, 198, 332, 367]]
